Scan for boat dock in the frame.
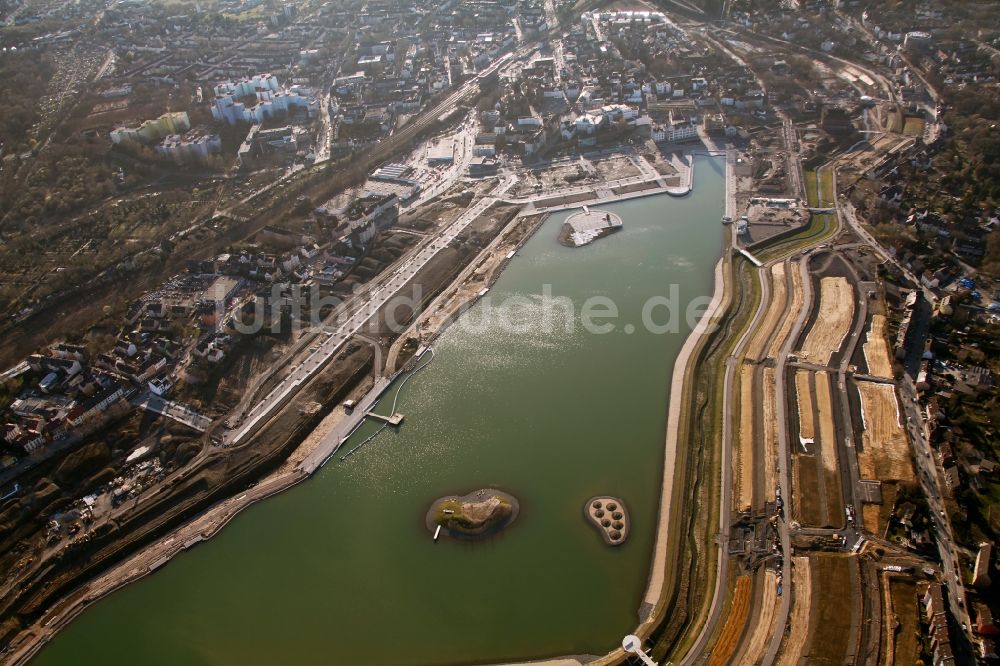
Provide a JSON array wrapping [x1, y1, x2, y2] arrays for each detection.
[[366, 411, 405, 426]]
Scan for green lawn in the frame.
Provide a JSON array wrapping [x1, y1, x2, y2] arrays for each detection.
[[755, 213, 837, 264]]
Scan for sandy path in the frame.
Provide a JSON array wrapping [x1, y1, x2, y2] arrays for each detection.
[[799, 277, 854, 365]]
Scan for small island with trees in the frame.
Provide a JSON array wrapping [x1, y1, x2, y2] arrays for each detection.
[[427, 489, 519, 540], [584, 496, 630, 546]]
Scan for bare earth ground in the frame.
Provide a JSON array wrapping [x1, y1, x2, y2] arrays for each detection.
[[273, 374, 375, 475], [778, 556, 812, 665], [738, 365, 755, 511], [856, 381, 915, 482], [814, 371, 844, 526], [739, 570, 779, 666], [803, 555, 856, 665], [763, 367, 777, 503], [863, 504, 882, 535], [708, 575, 752, 666], [799, 276, 854, 365], [793, 370, 841, 526], [794, 451, 823, 526], [508, 164, 586, 198], [645, 150, 681, 178], [591, 156, 641, 181], [747, 263, 787, 361], [767, 261, 802, 359], [888, 578, 920, 666], [863, 314, 894, 378], [795, 370, 816, 442], [814, 371, 838, 475]]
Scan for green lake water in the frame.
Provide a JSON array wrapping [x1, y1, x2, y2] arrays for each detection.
[[30, 157, 724, 666]]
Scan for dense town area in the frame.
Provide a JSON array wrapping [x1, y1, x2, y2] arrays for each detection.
[[1, 0, 1000, 663]]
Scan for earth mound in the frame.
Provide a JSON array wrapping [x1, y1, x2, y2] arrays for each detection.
[[427, 489, 519, 539]]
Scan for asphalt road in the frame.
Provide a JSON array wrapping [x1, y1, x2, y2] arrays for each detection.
[[225, 174, 516, 446], [899, 375, 973, 635]]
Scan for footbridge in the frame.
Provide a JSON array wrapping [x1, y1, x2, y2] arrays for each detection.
[[737, 247, 763, 267]]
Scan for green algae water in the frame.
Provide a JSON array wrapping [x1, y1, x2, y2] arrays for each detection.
[[31, 157, 724, 666]]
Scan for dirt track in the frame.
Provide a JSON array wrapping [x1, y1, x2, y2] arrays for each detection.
[[799, 277, 854, 365]]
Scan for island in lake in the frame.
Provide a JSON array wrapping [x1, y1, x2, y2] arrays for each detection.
[[427, 489, 519, 539], [584, 496, 630, 546]]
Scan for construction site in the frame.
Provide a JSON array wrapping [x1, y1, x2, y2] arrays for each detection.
[[671, 71, 947, 662]]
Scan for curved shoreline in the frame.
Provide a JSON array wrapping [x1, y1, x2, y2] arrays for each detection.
[[8, 173, 724, 666], [642, 252, 729, 613], [5, 212, 548, 666], [487, 167, 732, 666]]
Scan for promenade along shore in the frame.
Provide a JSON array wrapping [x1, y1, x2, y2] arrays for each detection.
[[26, 157, 727, 666]]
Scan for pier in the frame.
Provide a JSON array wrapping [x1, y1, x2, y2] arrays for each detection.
[[366, 411, 405, 426]]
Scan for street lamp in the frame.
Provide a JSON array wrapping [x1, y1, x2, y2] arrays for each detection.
[[622, 635, 658, 666]]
